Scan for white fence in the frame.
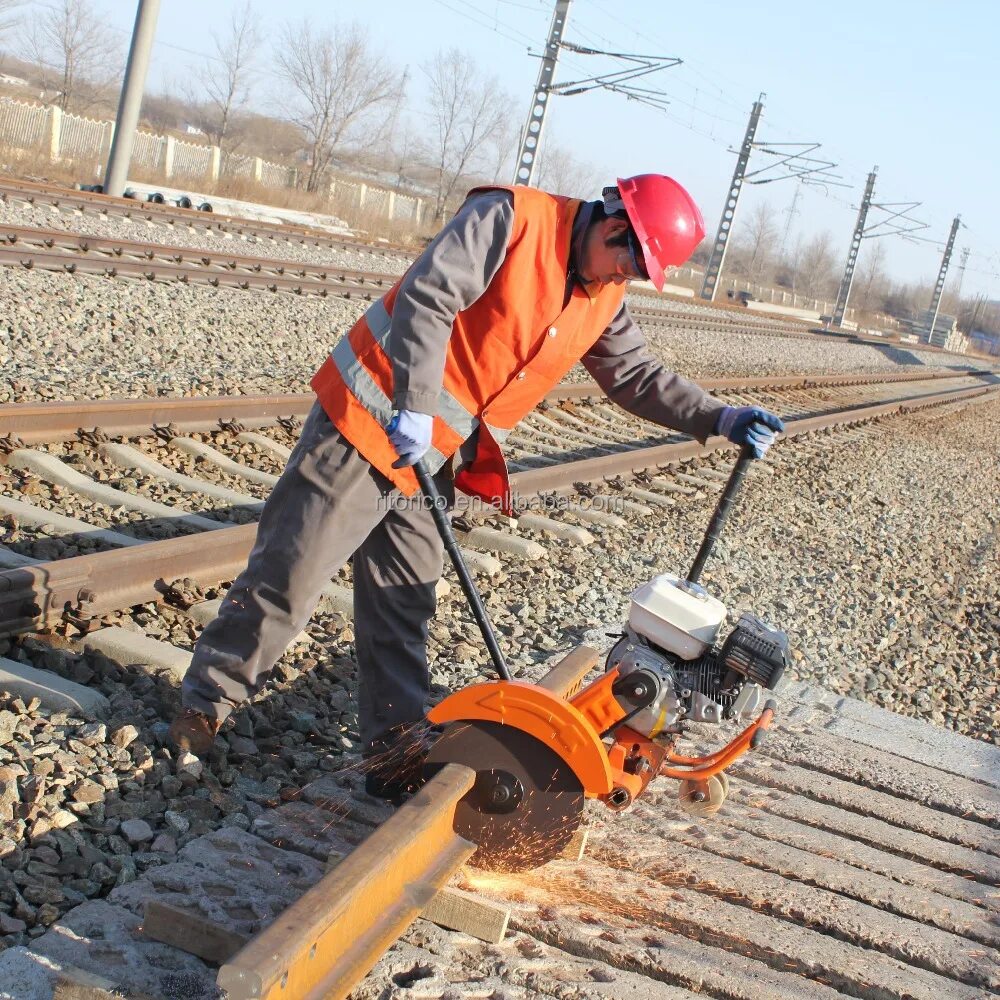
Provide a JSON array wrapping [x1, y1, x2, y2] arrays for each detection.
[[172, 138, 213, 179], [0, 98, 295, 190], [329, 176, 428, 225], [0, 96, 428, 227]]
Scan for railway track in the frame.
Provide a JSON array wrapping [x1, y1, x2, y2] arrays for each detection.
[[0, 373, 997, 998], [0, 176, 414, 259], [1, 179, 977, 361], [0, 217, 851, 337], [1, 369, 995, 634], [0, 222, 400, 298], [1, 176, 998, 999]]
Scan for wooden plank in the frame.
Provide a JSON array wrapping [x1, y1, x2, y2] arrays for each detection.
[[536, 645, 599, 699], [52, 965, 130, 999], [559, 827, 589, 861], [142, 900, 251, 965], [421, 887, 510, 945]]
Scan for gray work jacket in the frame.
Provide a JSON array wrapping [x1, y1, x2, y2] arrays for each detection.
[[389, 190, 725, 447]]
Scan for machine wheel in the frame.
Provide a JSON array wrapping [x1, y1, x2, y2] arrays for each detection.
[[677, 771, 729, 818], [426, 720, 584, 873]]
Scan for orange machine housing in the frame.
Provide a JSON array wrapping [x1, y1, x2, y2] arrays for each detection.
[[429, 669, 776, 811]]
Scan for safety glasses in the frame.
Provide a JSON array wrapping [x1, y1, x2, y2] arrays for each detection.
[[624, 228, 650, 281]]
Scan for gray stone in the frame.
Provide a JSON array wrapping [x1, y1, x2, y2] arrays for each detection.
[[110, 725, 139, 750], [149, 833, 177, 855], [119, 819, 153, 845]]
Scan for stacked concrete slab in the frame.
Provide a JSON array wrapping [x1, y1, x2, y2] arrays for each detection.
[[0, 679, 997, 999]]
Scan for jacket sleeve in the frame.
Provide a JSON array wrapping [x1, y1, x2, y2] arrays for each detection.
[[390, 191, 514, 415], [581, 302, 725, 442]]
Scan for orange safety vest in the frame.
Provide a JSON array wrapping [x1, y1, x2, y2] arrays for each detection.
[[310, 185, 626, 513]]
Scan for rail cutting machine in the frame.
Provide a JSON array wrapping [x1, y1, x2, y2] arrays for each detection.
[[417, 448, 788, 872]]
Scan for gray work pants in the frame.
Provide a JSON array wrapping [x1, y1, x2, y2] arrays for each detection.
[[181, 402, 452, 745]]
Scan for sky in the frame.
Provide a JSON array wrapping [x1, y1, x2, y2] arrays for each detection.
[[36, 0, 1000, 301]]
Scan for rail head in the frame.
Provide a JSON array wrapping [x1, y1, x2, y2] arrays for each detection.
[[217, 763, 476, 1000]]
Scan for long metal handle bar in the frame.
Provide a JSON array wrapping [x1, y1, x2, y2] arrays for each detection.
[[686, 445, 754, 585], [412, 459, 512, 681]]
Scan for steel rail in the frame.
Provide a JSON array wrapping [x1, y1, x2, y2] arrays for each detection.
[[215, 646, 597, 1000], [545, 368, 989, 402], [512, 383, 997, 495], [0, 222, 402, 286], [217, 763, 476, 1000], [0, 243, 390, 298], [2, 370, 988, 445], [632, 305, 812, 332], [0, 178, 414, 256], [1, 382, 994, 638]]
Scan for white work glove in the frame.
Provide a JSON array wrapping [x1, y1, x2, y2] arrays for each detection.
[[387, 411, 433, 468]]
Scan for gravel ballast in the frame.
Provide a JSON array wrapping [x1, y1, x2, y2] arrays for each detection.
[[1, 204, 997, 965], [4, 258, 989, 406], [1, 396, 996, 951]]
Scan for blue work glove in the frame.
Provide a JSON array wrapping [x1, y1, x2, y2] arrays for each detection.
[[387, 411, 433, 468], [714, 406, 785, 459]]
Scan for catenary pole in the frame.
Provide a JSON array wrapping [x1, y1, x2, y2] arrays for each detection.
[[954, 246, 970, 301], [831, 167, 877, 327], [699, 95, 764, 302], [103, 0, 161, 197], [923, 215, 961, 343], [512, 0, 572, 186]]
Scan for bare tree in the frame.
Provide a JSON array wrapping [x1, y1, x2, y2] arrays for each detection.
[[422, 49, 508, 220], [274, 19, 405, 192], [23, 0, 120, 114], [388, 123, 420, 190], [794, 231, 838, 299], [485, 106, 519, 183], [737, 201, 778, 283], [534, 138, 603, 198], [857, 240, 886, 312], [187, 0, 260, 154]]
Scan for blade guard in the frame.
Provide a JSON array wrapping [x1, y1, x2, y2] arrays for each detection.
[[428, 681, 614, 796]]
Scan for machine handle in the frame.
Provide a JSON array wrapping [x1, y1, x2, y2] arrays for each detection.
[[686, 444, 755, 585], [412, 459, 512, 682]]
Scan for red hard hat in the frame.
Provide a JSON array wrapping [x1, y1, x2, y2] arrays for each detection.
[[617, 174, 706, 291]]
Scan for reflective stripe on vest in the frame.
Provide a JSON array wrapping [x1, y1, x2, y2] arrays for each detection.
[[331, 315, 448, 472], [331, 298, 509, 454]]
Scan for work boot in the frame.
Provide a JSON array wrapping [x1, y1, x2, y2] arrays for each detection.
[[169, 707, 222, 756], [362, 722, 442, 805]]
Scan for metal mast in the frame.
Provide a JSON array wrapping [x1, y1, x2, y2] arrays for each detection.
[[923, 215, 961, 342], [104, 0, 161, 197], [700, 95, 764, 302], [778, 182, 801, 264], [954, 246, 970, 301], [832, 168, 877, 327], [513, 0, 572, 186]]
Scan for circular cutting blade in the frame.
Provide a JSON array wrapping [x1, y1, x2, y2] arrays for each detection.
[[426, 719, 584, 873]]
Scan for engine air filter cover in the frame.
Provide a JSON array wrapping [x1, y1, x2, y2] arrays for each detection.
[[720, 612, 789, 690]]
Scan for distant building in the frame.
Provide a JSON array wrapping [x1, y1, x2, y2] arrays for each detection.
[[182, 123, 205, 136], [969, 330, 1000, 357], [0, 74, 27, 87]]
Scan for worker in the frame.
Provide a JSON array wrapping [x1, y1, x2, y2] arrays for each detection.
[[170, 175, 784, 801]]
